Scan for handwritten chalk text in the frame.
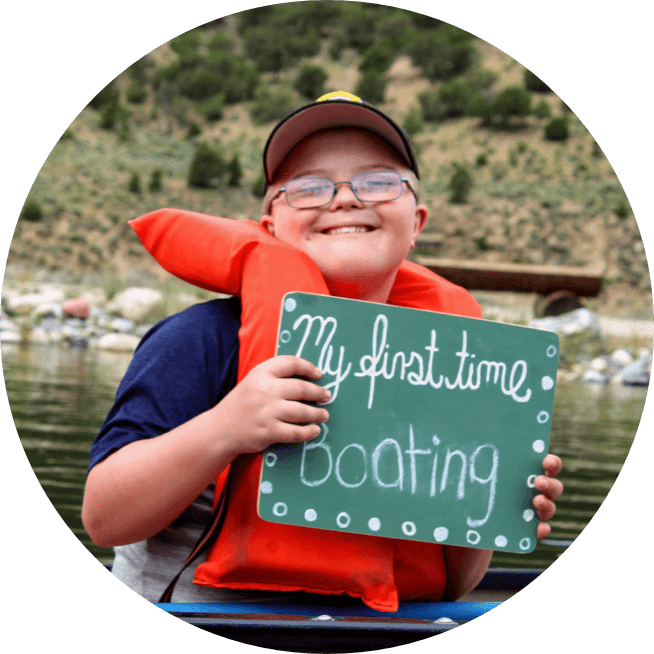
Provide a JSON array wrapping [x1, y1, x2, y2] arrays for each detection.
[[300, 423, 499, 528], [290, 311, 532, 408]]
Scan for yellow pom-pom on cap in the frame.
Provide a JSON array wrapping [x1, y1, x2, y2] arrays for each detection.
[[316, 91, 362, 103]]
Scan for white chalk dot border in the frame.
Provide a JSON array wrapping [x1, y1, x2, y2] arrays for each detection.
[[261, 496, 543, 551]]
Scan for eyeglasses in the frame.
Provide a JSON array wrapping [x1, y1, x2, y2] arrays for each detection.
[[268, 170, 418, 211]]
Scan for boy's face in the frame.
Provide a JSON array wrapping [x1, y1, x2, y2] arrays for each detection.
[[261, 129, 428, 301]]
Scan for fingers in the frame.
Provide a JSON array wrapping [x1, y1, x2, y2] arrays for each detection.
[[261, 357, 332, 430], [533, 475, 561, 523], [533, 457, 563, 539], [533, 493, 556, 521], [278, 400, 329, 426], [537, 522, 552, 539], [264, 355, 324, 381], [542, 454, 563, 477], [282, 377, 332, 403], [534, 474, 563, 500]]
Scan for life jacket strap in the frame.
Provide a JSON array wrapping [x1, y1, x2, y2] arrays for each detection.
[[158, 465, 233, 603]]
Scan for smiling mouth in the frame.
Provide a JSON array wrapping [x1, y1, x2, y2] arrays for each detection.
[[322, 225, 374, 235]]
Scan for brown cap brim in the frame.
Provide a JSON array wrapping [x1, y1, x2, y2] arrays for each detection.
[[263, 98, 419, 190]]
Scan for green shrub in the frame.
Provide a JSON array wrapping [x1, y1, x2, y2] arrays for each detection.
[[614, 199, 630, 219], [100, 95, 122, 130], [358, 38, 395, 74], [475, 153, 488, 167], [177, 52, 258, 104], [437, 79, 476, 118], [465, 92, 493, 125], [448, 164, 473, 204], [239, 2, 340, 37], [170, 30, 201, 58], [533, 99, 552, 119], [328, 29, 348, 60], [197, 93, 226, 121], [294, 65, 328, 100], [417, 89, 442, 122], [409, 12, 442, 29], [354, 71, 387, 105], [188, 142, 227, 188], [227, 155, 243, 188], [186, 122, 202, 139], [155, 52, 203, 88], [339, 2, 378, 51], [236, 6, 275, 33], [524, 69, 551, 93], [591, 140, 604, 158], [251, 169, 265, 199], [127, 55, 152, 83], [406, 24, 476, 81], [250, 87, 297, 125], [402, 105, 424, 136], [128, 173, 142, 194], [207, 30, 235, 52], [375, 10, 414, 44], [544, 116, 569, 141], [148, 169, 163, 193], [20, 200, 43, 222], [88, 80, 119, 109], [492, 87, 532, 126], [286, 29, 322, 60], [242, 26, 293, 72], [126, 79, 147, 104], [420, 69, 496, 123], [118, 111, 130, 143]]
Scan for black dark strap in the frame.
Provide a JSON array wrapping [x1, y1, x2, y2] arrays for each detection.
[[158, 466, 233, 603]]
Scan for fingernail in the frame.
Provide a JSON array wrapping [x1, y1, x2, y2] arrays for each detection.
[[322, 410, 329, 422], [324, 389, 332, 398]]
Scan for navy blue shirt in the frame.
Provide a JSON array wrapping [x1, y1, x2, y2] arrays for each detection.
[[90, 297, 241, 470], [89, 296, 321, 604]]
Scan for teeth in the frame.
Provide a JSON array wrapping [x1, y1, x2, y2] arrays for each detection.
[[324, 226, 369, 235]]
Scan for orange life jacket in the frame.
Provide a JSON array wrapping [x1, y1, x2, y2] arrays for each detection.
[[130, 208, 482, 612]]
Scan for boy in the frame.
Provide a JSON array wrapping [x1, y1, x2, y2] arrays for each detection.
[[82, 93, 562, 609]]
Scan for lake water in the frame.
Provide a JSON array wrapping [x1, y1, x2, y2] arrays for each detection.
[[2, 342, 647, 570]]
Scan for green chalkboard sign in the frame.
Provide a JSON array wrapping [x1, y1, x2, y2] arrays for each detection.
[[258, 293, 559, 554]]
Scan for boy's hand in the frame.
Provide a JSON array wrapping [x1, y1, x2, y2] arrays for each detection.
[[218, 355, 331, 455], [533, 454, 564, 539]]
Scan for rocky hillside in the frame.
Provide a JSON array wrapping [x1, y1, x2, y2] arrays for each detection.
[[6, 5, 651, 320]]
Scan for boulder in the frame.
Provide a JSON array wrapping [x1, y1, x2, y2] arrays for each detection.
[[0, 329, 21, 343], [106, 287, 164, 323], [609, 348, 633, 368], [613, 354, 651, 386], [96, 333, 141, 352], [109, 317, 136, 333], [589, 357, 608, 372], [582, 369, 608, 384], [0, 310, 21, 343], [531, 308, 600, 336], [62, 298, 91, 320], [3, 287, 66, 316]]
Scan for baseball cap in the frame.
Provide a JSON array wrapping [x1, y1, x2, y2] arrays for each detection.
[[262, 91, 420, 191]]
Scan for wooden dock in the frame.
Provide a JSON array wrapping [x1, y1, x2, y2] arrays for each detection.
[[414, 255, 604, 298]]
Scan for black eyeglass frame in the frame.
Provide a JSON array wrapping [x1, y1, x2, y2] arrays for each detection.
[[266, 170, 419, 213]]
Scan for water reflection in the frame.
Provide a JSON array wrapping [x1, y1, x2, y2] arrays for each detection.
[[2, 343, 131, 560], [2, 342, 647, 568]]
